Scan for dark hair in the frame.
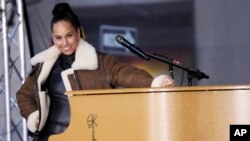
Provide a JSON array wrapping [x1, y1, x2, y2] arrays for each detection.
[[51, 3, 85, 39]]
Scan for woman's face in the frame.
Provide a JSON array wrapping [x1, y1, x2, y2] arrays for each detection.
[[52, 20, 80, 55]]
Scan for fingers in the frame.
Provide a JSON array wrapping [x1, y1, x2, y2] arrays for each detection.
[[161, 75, 175, 87], [151, 75, 175, 88]]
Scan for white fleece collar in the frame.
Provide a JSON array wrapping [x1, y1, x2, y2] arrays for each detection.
[[30, 39, 98, 70]]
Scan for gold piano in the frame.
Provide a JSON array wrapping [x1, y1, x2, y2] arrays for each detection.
[[49, 85, 250, 141]]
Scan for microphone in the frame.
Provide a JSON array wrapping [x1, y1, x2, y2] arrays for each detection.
[[115, 35, 150, 60]]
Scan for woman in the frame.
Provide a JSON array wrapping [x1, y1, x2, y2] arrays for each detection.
[[16, 3, 174, 141]]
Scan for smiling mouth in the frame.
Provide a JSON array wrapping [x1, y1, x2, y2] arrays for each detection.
[[62, 46, 70, 51]]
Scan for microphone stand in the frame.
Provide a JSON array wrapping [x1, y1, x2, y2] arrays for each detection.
[[169, 65, 174, 79], [115, 35, 209, 86], [143, 52, 209, 86]]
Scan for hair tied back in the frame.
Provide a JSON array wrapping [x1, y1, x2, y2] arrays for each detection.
[[52, 3, 73, 16]]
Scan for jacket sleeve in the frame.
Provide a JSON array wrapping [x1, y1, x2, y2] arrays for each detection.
[[100, 53, 154, 88], [16, 67, 39, 119]]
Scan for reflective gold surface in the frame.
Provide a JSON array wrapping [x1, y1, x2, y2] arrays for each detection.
[[50, 85, 250, 141]]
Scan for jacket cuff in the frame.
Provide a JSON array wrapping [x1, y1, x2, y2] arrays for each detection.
[[151, 75, 171, 87], [27, 110, 39, 133]]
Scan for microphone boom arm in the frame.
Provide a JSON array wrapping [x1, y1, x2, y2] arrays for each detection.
[[144, 52, 209, 80], [115, 35, 209, 85]]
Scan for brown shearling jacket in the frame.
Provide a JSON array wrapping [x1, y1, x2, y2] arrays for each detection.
[[16, 39, 153, 132]]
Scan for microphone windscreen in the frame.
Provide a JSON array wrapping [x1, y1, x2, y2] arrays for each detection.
[[115, 35, 123, 43]]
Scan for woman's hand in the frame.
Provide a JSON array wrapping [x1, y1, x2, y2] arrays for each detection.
[[151, 75, 175, 87], [159, 75, 175, 87]]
